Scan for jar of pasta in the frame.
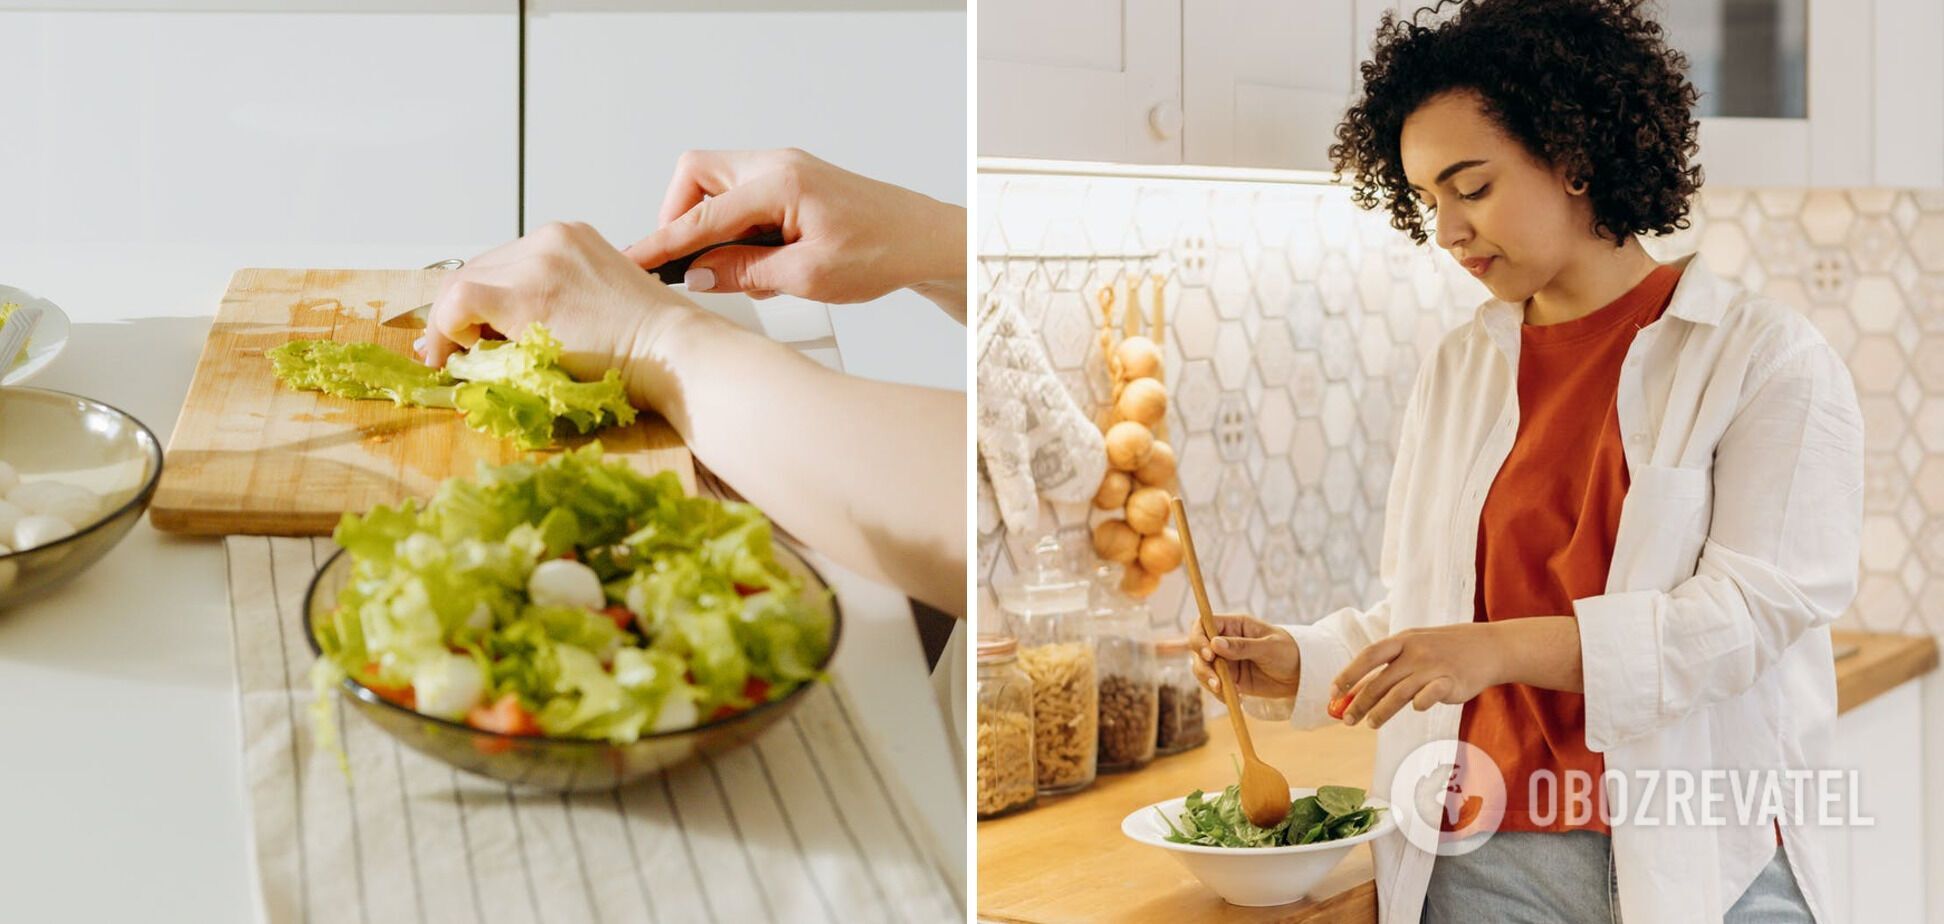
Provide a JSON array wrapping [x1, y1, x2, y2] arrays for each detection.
[[994, 535, 1097, 795], [1089, 563, 1157, 772], [1153, 637, 1209, 755], [976, 635, 1037, 818]]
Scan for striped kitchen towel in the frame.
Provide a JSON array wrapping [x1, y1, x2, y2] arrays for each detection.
[[225, 535, 960, 924]]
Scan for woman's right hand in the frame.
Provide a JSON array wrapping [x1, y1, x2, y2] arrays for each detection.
[[1190, 613, 1302, 700], [621, 148, 966, 318]]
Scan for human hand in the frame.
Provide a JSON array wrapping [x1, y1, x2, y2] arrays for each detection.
[[1332, 624, 1508, 729], [419, 221, 704, 397], [1190, 612, 1301, 700], [621, 149, 965, 315]]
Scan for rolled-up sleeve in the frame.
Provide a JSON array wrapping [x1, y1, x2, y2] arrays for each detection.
[[1577, 339, 1863, 752]]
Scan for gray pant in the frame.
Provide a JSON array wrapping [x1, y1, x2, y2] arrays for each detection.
[[1420, 830, 1813, 924]]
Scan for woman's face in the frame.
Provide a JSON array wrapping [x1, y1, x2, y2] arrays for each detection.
[[1398, 90, 1591, 303]]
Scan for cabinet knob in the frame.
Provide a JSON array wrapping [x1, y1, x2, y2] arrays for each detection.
[[1148, 101, 1184, 139]]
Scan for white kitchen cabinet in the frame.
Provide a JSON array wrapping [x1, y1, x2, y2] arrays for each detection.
[[984, 0, 1944, 187], [1830, 678, 1928, 921], [1182, 0, 1355, 171], [0, 4, 519, 296], [524, 2, 967, 390], [977, 0, 1182, 164]]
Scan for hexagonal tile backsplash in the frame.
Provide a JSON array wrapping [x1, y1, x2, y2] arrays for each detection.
[[977, 173, 1944, 641]]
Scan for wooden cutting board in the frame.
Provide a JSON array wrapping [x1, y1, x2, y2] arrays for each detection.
[[151, 268, 693, 536]]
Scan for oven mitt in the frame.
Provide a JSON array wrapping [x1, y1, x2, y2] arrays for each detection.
[[976, 294, 1107, 534]]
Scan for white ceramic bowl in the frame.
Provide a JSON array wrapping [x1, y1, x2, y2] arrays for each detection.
[[0, 284, 71, 386], [1121, 788, 1395, 907]]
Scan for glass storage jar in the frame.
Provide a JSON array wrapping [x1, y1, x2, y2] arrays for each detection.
[[1154, 636, 1209, 755], [994, 535, 1097, 795], [976, 635, 1037, 818], [1089, 563, 1158, 772]]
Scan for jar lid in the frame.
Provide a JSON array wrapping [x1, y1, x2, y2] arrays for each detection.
[[1154, 636, 1192, 654], [976, 635, 1018, 660], [992, 535, 1089, 616]]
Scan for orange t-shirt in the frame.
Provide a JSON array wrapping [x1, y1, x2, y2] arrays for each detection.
[[1458, 264, 1682, 834]]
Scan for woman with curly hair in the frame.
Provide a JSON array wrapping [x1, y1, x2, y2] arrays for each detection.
[[1191, 1, 1860, 921]]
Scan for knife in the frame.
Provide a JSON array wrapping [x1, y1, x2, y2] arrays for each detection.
[[383, 229, 788, 330], [0, 304, 43, 378]]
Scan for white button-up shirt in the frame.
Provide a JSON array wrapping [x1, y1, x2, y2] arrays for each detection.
[[1283, 254, 1863, 924]]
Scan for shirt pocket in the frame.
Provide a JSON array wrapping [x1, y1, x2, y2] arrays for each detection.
[[1607, 464, 1714, 592]]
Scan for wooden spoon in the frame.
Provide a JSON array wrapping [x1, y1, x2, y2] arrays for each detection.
[[1171, 496, 1291, 829]]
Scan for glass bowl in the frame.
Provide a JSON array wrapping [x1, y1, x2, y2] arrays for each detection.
[[303, 540, 843, 792], [0, 388, 163, 609]]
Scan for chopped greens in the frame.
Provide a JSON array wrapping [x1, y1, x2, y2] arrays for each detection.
[[310, 444, 834, 748], [1159, 776, 1384, 848], [268, 323, 636, 449]]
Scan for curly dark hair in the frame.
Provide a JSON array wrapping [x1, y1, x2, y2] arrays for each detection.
[[1328, 0, 1702, 245]]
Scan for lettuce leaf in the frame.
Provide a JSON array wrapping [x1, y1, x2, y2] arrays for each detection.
[[268, 324, 635, 450], [268, 339, 457, 407], [445, 325, 637, 450]]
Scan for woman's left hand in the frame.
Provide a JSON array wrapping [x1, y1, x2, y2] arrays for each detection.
[[1332, 624, 1510, 728]]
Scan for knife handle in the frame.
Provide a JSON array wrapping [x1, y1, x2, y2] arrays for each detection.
[[646, 229, 788, 286]]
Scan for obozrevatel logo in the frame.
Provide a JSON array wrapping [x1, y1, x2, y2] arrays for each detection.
[[1387, 739, 1506, 856]]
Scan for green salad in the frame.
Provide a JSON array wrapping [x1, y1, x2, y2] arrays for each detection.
[[269, 322, 636, 449], [0, 302, 28, 368], [310, 445, 834, 749], [1160, 777, 1385, 848]]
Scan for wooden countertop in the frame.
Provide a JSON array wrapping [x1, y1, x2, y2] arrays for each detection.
[[977, 630, 1937, 924]]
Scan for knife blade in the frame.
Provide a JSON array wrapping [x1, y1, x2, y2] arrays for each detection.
[[382, 230, 788, 330]]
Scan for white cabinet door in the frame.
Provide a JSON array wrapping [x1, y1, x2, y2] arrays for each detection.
[[1872, 0, 1944, 188], [1831, 680, 1927, 922], [0, 5, 518, 316], [978, 0, 1182, 164], [525, 3, 967, 391], [1182, 0, 1354, 170]]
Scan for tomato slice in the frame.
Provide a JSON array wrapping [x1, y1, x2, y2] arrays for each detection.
[[467, 693, 542, 737], [600, 605, 635, 631], [359, 662, 416, 709], [742, 676, 772, 703]]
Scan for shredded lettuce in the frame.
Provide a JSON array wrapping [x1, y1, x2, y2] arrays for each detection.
[[268, 323, 635, 449], [312, 445, 833, 749], [444, 325, 637, 449]]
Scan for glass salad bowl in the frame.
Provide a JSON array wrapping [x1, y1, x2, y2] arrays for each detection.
[[0, 388, 163, 610], [303, 540, 843, 792]]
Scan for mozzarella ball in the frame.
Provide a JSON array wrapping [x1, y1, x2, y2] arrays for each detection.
[[13, 514, 75, 552], [526, 558, 605, 611], [652, 690, 700, 733], [0, 461, 17, 496], [0, 498, 22, 539], [411, 653, 488, 721], [9, 481, 99, 528]]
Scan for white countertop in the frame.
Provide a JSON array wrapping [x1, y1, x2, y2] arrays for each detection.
[[0, 245, 964, 922]]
